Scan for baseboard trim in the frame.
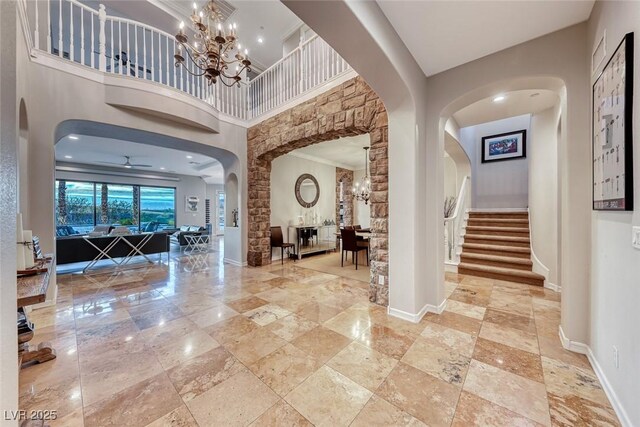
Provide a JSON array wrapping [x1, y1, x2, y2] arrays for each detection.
[[444, 262, 458, 273], [388, 299, 446, 323], [559, 326, 632, 427], [544, 282, 561, 293], [223, 258, 248, 267], [558, 326, 589, 354]]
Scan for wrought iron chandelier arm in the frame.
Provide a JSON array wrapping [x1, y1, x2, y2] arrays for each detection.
[[177, 41, 199, 63]]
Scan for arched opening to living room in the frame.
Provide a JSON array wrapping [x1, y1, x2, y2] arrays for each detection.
[[51, 120, 242, 274]]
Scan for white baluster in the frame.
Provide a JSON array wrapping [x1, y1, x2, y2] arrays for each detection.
[[58, 0, 62, 57], [80, 9, 85, 65], [126, 22, 130, 75], [46, 0, 51, 52], [150, 30, 154, 82], [118, 21, 122, 74], [134, 25, 138, 78], [142, 28, 146, 79], [110, 19, 114, 72], [34, 0, 39, 49], [164, 36, 168, 85], [69, 2, 74, 61], [173, 44, 178, 89], [90, 12, 95, 68]]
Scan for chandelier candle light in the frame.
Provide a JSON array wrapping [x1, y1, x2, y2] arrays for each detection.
[[352, 147, 371, 205], [174, 0, 252, 87]]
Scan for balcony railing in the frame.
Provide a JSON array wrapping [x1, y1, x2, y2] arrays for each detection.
[[20, 0, 352, 122]]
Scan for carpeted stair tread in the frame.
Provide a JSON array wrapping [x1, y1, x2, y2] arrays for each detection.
[[465, 226, 529, 233], [467, 218, 529, 224], [458, 263, 545, 286], [460, 252, 533, 265], [463, 234, 530, 243], [461, 243, 531, 253]]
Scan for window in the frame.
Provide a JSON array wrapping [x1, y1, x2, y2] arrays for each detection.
[[217, 191, 225, 234], [55, 180, 95, 235], [55, 180, 176, 235], [96, 184, 135, 228], [140, 186, 176, 231]]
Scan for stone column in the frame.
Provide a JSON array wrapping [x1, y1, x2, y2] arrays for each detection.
[[335, 167, 354, 229]]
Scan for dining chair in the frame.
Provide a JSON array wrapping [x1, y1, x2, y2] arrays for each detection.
[[270, 226, 295, 265], [340, 228, 368, 270]]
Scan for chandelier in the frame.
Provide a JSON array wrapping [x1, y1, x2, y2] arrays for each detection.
[[174, 1, 252, 87], [352, 147, 371, 205]]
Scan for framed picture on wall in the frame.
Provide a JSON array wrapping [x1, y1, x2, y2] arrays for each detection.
[[592, 32, 634, 211], [185, 195, 200, 213], [481, 129, 527, 163]]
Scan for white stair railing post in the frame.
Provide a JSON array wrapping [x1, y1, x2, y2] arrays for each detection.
[[34, 0, 39, 49], [98, 4, 107, 71]]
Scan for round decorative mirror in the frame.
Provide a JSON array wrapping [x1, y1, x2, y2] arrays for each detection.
[[295, 174, 320, 208]]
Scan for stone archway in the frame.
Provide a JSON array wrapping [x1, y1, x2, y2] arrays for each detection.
[[247, 76, 389, 305]]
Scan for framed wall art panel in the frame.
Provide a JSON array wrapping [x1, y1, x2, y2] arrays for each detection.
[[592, 32, 634, 211], [481, 129, 527, 163]]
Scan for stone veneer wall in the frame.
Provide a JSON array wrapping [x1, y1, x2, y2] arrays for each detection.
[[335, 167, 354, 228], [247, 76, 389, 305]]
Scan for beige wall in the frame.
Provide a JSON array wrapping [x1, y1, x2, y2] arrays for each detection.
[[588, 2, 640, 425], [529, 104, 561, 286]]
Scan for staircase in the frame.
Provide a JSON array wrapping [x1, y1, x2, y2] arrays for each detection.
[[458, 211, 545, 286]]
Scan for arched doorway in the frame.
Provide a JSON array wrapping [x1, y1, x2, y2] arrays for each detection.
[[52, 120, 243, 264], [246, 76, 390, 305]]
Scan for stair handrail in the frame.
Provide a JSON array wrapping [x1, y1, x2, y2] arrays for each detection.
[[445, 175, 470, 263], [445, 175, 470, 223]]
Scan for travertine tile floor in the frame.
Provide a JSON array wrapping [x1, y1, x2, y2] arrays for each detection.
[[20, 245, 620, 426]]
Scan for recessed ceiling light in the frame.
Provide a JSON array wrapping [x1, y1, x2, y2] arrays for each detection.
[[160, 167, 166, 170], [186, 155, 193, 159], [124, 165, 132, 169], [257, 37, 263, 44], [64, 155, 73, 159], [493, 95, 506, 102], [68, 135, 79, 140]]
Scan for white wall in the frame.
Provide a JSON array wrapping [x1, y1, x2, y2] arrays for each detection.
[[56, 165, 208, 227], [444, 156, 458, 199], [529, 104, 561, 286], [270, 154, 336, 255], [353, 168, 371, 228], [588, 2, 640, 425], [459, 114, 530, 209]]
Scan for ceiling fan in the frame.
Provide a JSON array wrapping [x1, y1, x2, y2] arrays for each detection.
[[98, 156, 152, 169]]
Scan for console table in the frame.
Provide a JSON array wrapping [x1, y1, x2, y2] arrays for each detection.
[[17, 256, 56, 368], [288, 225, 336, 260]]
